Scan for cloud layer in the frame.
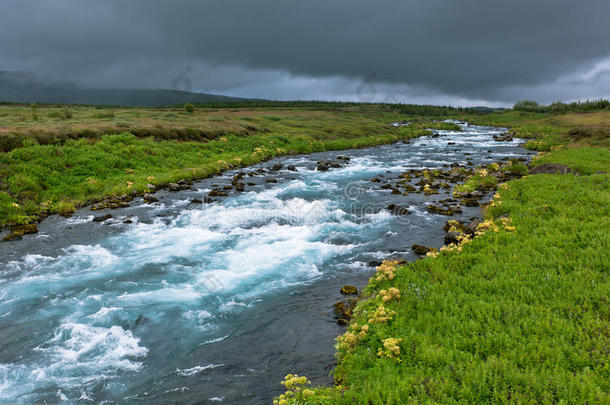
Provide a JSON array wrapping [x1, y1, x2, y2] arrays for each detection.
[[1, 0, 609, 105]]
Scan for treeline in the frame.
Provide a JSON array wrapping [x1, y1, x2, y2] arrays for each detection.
[[513, 99, 610, 113], [188, 100, 484, 116]]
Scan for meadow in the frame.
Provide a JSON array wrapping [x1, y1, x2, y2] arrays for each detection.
[[0, 104, 457, 226]]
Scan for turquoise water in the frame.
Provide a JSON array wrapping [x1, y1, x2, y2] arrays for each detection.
[[0, 124, 530, 403]]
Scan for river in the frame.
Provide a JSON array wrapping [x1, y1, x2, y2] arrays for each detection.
[[0, 123, 531, 404]]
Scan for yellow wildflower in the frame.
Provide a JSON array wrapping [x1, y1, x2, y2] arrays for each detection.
[[378, 337, 403, 361], [375, 260, 399, 282], [379, 287, 401, 303], [368, 305, 396, 324]]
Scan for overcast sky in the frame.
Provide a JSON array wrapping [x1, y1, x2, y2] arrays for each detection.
[[2, 0, 609, 106]]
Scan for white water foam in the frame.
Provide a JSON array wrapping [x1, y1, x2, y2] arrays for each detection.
[[176, 363, 224, 377]]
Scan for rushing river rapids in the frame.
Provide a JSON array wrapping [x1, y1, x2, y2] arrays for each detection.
[[0, 123, 531, 404]]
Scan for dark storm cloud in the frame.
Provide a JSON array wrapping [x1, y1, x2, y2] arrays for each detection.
[[1, 0, 609, 104]]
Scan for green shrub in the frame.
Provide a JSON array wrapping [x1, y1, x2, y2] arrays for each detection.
[[184, 103, 195, 113]]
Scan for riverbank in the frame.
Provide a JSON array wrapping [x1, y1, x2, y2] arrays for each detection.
[[275, 117, 609, 403], [0, 105, 465, 229]]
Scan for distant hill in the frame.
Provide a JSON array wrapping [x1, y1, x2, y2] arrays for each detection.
[[0, 72, 250, 106]]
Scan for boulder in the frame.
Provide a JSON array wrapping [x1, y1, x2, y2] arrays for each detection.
[[2, 223, 39, 241], [444, 231, 461, 245], [317, 161, 329, 172], [340, 285, 358, 295], [92, 214, 112, 223], [464, 219, 481, 236], [266, 179, 278, 183], [287, 164, 297, 171], [427, 205, 456, 216], [208, 190, 228, 197], [143, 194, 158, 203], [168, 183, 181, 191], [271, 164, 283, 171], [412, 244, 435, 255], [333, 299, 358, 319], [443, 220, 464, 232]]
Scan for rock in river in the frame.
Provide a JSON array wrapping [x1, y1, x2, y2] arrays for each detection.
[[340, 285, 358, 295], [2, 223, 38, 241], [412, 244, 436, 255], [92, 214, 112, 223]]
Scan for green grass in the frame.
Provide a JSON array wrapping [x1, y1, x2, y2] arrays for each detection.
[[0, 103, 481, 226], [0, 124, 430, 226], [279, 147, 609, 404], [533, 147, 610, 175]]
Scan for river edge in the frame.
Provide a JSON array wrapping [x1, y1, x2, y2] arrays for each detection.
[[1, 130, 419, 237], [0, 121, 475, 239], [277, 147, 609, 403]]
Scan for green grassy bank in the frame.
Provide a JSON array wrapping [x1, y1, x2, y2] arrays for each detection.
[[0, 105, 463, 227], [275, 146, 609, 403]]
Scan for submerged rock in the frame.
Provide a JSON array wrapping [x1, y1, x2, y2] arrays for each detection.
[[333, 298, 358, 324], [287, 164, 297, 171], [461, 199, 480, 207], [387, 204, 411, 215], [427, 205, 456, 216]]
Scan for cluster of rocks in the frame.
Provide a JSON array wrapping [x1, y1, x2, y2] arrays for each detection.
[[317, 156, 350, 172], [333, 285, 359, 325], [493, 132, 514, 142], [2, 223, 38, 241], [410, 218, 482, 256]]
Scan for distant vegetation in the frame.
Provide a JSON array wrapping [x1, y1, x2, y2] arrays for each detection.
[[513, 98, 610, 113]]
